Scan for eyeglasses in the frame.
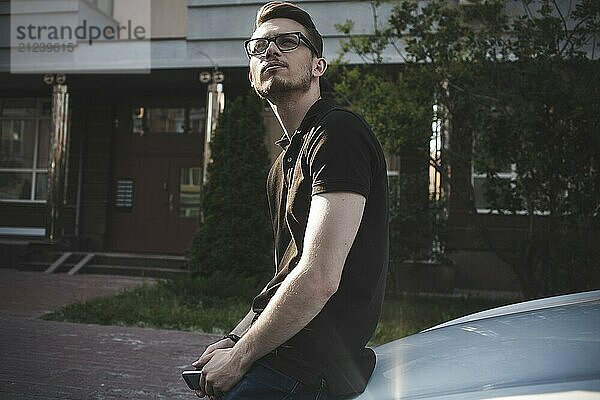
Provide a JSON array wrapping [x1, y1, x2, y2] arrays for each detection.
[[244, 32, 319, 58]]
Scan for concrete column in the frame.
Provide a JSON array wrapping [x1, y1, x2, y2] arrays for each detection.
[[45, 75, 70, 241], [202, 78, 225, 184]]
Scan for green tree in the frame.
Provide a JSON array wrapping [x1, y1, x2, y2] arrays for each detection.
[[189, 95, 272, 288], [332, 0, 599, 298]]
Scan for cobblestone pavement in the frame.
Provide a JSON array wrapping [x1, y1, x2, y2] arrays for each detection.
[[0, 269, 220, 399], [0, 269, 154, 317]]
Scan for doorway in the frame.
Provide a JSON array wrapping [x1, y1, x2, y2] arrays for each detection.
[[108, 100, 205, 254]]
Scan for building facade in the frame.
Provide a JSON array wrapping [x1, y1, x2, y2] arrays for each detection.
[[4, 0, 582, 295]]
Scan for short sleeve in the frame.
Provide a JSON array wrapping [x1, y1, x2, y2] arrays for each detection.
[[306, 111, 375, 198]]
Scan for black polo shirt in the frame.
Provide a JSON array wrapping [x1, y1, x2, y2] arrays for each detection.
[[251, 98, 389, 396]]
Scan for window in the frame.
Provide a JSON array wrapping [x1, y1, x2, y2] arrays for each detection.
[[471, 120, 521, 214], [430, 104, 445, 201], [0, 99, 51, 202], [472, 162, 516, 212], [131, 106, 205, 136], [179, 167, 201, 217], [472, 161, 558, 216]]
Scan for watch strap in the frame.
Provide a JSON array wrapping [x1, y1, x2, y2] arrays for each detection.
[[222, 333, 241, 343]]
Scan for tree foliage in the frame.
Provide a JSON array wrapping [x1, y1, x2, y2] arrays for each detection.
[[332, 0, 599, 298], [189, 95, 272, 287]]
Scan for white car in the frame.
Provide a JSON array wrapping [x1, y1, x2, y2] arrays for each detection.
[[355, 290, 600, 400]]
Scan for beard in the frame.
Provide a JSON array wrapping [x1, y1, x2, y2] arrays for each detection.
[[253, 63, 312, 101]]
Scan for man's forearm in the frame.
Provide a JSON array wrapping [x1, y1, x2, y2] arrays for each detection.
[[231, 259, 336, 368]]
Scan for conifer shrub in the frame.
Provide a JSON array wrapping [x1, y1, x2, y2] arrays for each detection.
[[189, 95, 272, 289]]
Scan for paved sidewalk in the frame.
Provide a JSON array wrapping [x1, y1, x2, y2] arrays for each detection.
[[0, 269, 154, 317], [0, 269, 220, 399]]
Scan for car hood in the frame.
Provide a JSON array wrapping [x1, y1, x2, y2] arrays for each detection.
[[354, 290, 600, 400]]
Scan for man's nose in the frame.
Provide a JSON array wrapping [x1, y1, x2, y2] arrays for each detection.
[[264, 40, 281, 57]]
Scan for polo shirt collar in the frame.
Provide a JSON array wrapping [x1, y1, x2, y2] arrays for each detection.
[[274, 98, 336, 149]]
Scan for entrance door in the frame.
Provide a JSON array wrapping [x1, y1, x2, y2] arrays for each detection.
[[108, 101, 205, 254], [165, 157, 203, 253]]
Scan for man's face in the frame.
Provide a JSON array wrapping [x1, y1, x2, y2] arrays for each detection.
[[248, 18, 315, 100]]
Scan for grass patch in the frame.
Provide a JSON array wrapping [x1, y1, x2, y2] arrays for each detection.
[[42, 274, 255, 334], [44, 277, 510, 344]]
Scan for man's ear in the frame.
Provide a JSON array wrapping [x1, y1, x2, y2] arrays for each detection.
[[248, 70, 254, 87], [313, 58, 328, 77]]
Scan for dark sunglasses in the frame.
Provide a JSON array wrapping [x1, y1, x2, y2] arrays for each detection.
[[244, 32, 319, 58]]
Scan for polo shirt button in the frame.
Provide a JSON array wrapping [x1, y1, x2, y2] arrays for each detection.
[[286, 157, 292, 163]]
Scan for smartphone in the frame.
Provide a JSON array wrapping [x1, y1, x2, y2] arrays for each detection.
[[182, 370, 203, 390]]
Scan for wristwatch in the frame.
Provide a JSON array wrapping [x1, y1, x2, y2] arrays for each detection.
[[222, 333, 241, 343]]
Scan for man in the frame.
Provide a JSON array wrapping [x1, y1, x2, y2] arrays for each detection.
[[192, 2, 388, 399]]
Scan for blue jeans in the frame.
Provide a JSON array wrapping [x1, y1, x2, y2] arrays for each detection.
[[220, 362, 330, 400]]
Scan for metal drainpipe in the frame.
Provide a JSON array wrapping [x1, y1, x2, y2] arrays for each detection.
[[74, 131, 84, 237]]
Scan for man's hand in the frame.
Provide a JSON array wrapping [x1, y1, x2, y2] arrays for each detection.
[[191, 338, 235, 398], [195, 348, 250, 399], [192, 338, 234, 370]]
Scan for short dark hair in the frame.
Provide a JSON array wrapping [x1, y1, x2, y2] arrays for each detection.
[[255, 1, 323, 58]]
